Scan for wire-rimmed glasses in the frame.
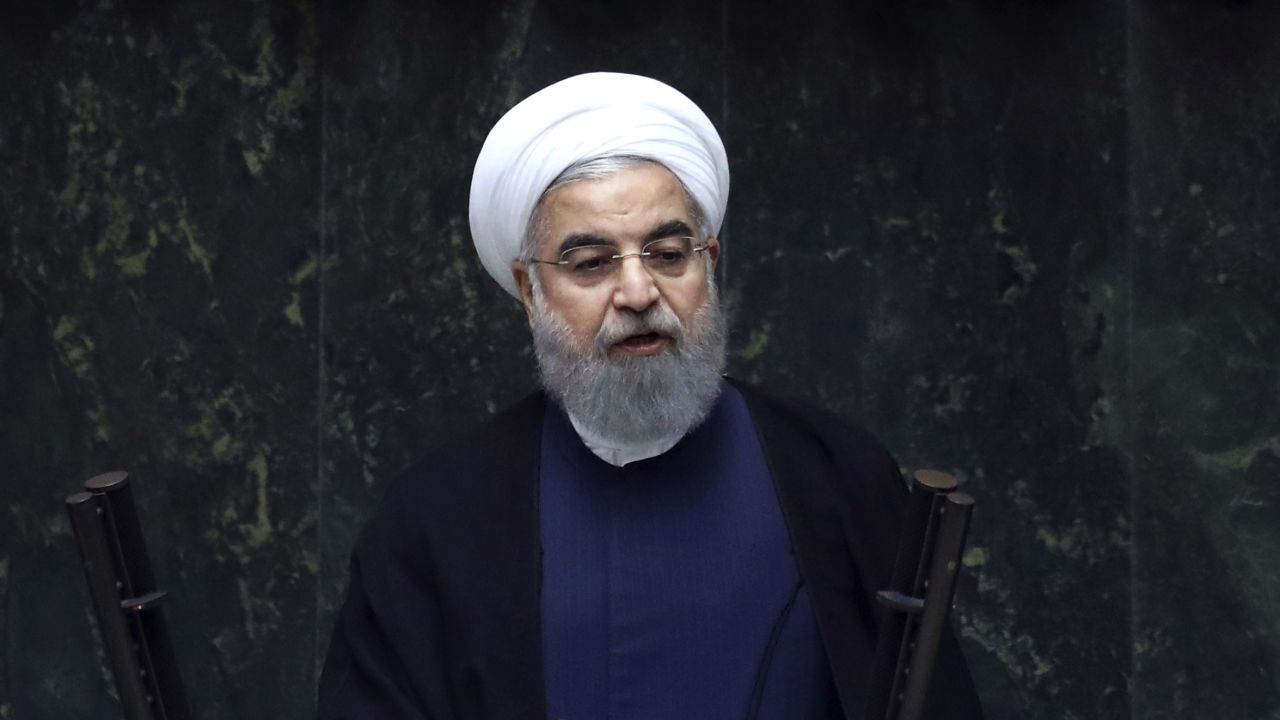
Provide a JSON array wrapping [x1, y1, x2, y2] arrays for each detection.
[[528, 236, 710, 285]]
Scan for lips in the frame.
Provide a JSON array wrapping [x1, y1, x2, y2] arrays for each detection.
[[620, 332, 661, 346], [612, 332, 672, 356], [595, 305, 684, 357]]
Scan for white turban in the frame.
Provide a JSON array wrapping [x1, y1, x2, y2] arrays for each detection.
[[469, 72, 730, 298]]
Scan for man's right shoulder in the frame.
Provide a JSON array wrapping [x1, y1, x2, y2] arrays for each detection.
[[376, 389, 548, 513]]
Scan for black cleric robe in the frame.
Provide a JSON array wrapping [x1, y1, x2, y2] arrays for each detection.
[[317, 380, 984, 719]]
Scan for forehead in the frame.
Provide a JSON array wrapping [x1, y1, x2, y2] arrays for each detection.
[[537, 164, 692, 246]]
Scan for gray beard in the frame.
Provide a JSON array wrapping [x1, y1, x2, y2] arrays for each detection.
[[529, 278, 728, 446]]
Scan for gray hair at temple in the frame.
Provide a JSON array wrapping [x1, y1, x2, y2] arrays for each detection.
[[519, 154, 712, 265]]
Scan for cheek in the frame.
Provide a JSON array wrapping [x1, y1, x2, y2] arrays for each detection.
[[544, 284, 609, 339], [665, 279, 710, 324], [565, 305, 605, 339]]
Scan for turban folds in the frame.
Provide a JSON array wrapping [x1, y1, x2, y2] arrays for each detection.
[[469, 72, 730, 298]]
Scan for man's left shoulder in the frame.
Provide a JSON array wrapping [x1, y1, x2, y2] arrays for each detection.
[[730, 379, 903, 481]]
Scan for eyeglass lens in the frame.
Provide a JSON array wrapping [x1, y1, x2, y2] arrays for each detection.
[[559, 237, 702, 281]]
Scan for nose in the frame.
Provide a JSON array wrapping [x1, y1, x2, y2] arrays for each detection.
[[611, 255, 660, 312]]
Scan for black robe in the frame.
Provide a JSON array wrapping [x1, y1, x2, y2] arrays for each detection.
[[318, 381, 984, 719]]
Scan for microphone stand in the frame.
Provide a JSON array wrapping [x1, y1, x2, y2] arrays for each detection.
[[865, 469, 974, 720], [65, 471, 191, 720]]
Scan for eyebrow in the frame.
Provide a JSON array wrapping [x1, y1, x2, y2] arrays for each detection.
[[553, 219, 695, 255], [643, 219, 694, 243], [556, 233, 613, 255]]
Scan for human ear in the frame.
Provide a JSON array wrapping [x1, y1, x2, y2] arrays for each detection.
[[512, 260, 535, 321], [705, 236, 721, 268]]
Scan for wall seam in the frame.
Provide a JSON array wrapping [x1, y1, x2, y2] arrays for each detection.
[[313, 0, 331, 696], [1124, 1, 1141, 718]]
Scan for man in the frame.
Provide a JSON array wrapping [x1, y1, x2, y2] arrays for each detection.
[[318, 73, 983, 719]]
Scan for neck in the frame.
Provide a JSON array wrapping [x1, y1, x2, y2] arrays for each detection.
[[564, 411, 688, 467]]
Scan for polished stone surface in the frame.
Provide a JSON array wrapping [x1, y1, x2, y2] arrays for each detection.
[[2, 1, 322, 716], [1129, 2, 1280, 717], [1, 1, 1277, 718], [723, 4, 1134, 718]]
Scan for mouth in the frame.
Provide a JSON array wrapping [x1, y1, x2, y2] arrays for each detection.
[[610, 332, 672, 357]]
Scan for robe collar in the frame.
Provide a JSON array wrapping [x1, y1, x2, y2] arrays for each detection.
[[564, 411, 684, 467]]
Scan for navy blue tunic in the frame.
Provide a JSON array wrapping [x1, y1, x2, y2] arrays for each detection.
[[539, 384, 841, 720]]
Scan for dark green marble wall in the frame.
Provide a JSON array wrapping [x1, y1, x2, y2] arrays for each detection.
[[1, 1, 1276, 718], [1128, 3, 1280, 717]]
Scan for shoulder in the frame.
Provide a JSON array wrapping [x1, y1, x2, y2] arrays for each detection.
[[388, 390, 544, 491], [363, 391, 547, 552], [730, 379, 903, 483], [729, 378, 909, 542]]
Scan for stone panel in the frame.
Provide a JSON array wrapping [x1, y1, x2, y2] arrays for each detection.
[[723, 3, 1132, 717], [1, 1, 322, 717], [1129, 1, 1280, 717]]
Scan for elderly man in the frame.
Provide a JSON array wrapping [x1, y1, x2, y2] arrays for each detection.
[[318, 73, 983, 719]]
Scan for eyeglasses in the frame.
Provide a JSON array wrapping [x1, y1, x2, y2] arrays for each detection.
[[528, 236, 710, 285]]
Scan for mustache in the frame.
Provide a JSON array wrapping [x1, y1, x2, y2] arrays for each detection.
[[593, 304, 685, 353]]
